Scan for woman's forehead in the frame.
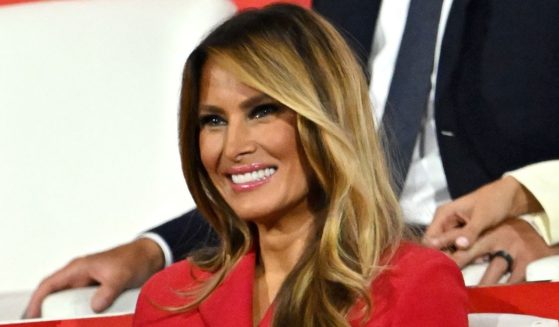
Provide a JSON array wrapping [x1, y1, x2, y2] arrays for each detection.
[[199, 58, 282, 108]]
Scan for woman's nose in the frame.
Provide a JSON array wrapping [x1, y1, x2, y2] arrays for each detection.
[[223, 119, 257, 161]]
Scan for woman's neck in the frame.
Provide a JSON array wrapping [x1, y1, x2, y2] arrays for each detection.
[[258, 220, 313, 274], [252, 209, 315, 323]]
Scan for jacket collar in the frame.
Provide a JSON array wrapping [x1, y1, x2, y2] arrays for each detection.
[[198, 250, 257, 326]]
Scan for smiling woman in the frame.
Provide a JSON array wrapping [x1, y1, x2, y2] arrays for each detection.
[[133, 4, 469, 327], [197, 59, 311, 225]]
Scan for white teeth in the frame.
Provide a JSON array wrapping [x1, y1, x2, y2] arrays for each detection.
[[231, 168, 276, 184]]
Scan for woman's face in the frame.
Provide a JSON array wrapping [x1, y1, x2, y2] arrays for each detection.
[[198, 58, 313, 225]]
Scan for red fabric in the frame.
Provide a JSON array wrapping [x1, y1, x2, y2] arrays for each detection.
[[232, 0, 311, 11], [0, 0, 312, 8], [0, 314, 133, 326], [468, 281, 559, 320], [133, 242, 469, 326], [0, 0, 46, 5]]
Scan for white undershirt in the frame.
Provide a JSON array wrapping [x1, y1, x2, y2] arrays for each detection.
[[370, 0, 454, 225]]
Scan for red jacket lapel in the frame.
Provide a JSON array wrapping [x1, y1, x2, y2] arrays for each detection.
[[198, 250, 256, 326]]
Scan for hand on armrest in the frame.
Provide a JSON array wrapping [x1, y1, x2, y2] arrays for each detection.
[[24, 238, 164, 318], [424, 176, 542, 250]]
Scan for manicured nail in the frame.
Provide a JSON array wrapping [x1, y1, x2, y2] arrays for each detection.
[[456, 236, 469, 248]]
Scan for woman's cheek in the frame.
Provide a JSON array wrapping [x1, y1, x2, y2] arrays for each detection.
[[199, 131, 221, 173]]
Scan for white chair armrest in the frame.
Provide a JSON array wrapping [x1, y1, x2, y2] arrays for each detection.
[[526, 255, 559, 282], [42, 287, 139, 319], [462, 255, 559, 286], [0, 291, 32, 321], [468, 313, 558, 327]]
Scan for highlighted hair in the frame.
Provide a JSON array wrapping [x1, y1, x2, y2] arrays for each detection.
[[177, 4, 403, 326]]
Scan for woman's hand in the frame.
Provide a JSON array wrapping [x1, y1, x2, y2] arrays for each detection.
[[423, 176, 542, 251]]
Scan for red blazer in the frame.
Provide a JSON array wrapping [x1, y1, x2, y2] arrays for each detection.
[[133, 242, 468, 326]]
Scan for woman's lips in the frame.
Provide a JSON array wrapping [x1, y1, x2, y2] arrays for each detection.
[[226, 165, 277, 192], [231, 167, 276, 184]]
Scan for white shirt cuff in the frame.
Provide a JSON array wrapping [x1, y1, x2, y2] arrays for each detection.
[[505, 160, 559, 245], [138, 232, 174, 267], [518, 213, 552, 245]]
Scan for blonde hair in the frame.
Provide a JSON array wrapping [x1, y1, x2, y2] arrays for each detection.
[[178, 4, 403, 326]]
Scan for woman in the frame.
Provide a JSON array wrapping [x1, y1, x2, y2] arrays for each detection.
[[134, 4, 468, 326]]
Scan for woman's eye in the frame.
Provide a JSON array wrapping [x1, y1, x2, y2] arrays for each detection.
[[199, 114, 226, 128], [250, 104, 280, 119]]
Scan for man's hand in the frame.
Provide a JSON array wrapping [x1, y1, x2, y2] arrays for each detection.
[[24, 238, 164, 318], [424, 176, 542, 250], [448, 219, 559, 284]]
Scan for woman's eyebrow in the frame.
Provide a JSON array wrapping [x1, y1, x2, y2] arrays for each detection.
[[198, 93, 275, 114], [198, 105, 224, 115], [239, 93, 274, 109]]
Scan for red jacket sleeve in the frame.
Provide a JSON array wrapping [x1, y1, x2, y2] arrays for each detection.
[[361, 243, 469, 326], [391, 250, 468, 326]]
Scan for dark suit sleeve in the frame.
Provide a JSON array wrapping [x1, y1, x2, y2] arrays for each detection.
[[436, 0, 559, 197], [147, 209, 218, 262]]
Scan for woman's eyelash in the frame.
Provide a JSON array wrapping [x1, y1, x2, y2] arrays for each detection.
[[250, 103, 281, 119], [199, 114, 225, 127], [198, 103, 281, 126]]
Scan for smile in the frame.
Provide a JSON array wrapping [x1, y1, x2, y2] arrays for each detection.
[[231, 167, 276, 184]]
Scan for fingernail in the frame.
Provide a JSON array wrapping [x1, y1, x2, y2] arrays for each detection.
[[456, 236, 469, 248]]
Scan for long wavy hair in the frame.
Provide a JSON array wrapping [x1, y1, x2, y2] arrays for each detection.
[[177, 4, 403, 326]]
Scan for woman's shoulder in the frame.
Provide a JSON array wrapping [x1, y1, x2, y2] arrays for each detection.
[[364, 242, 469, 326], [140, 259, 211, 305], [389, 241, 454, 268], [377, 241, 465, 289], [133, 260, 211, 326]]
